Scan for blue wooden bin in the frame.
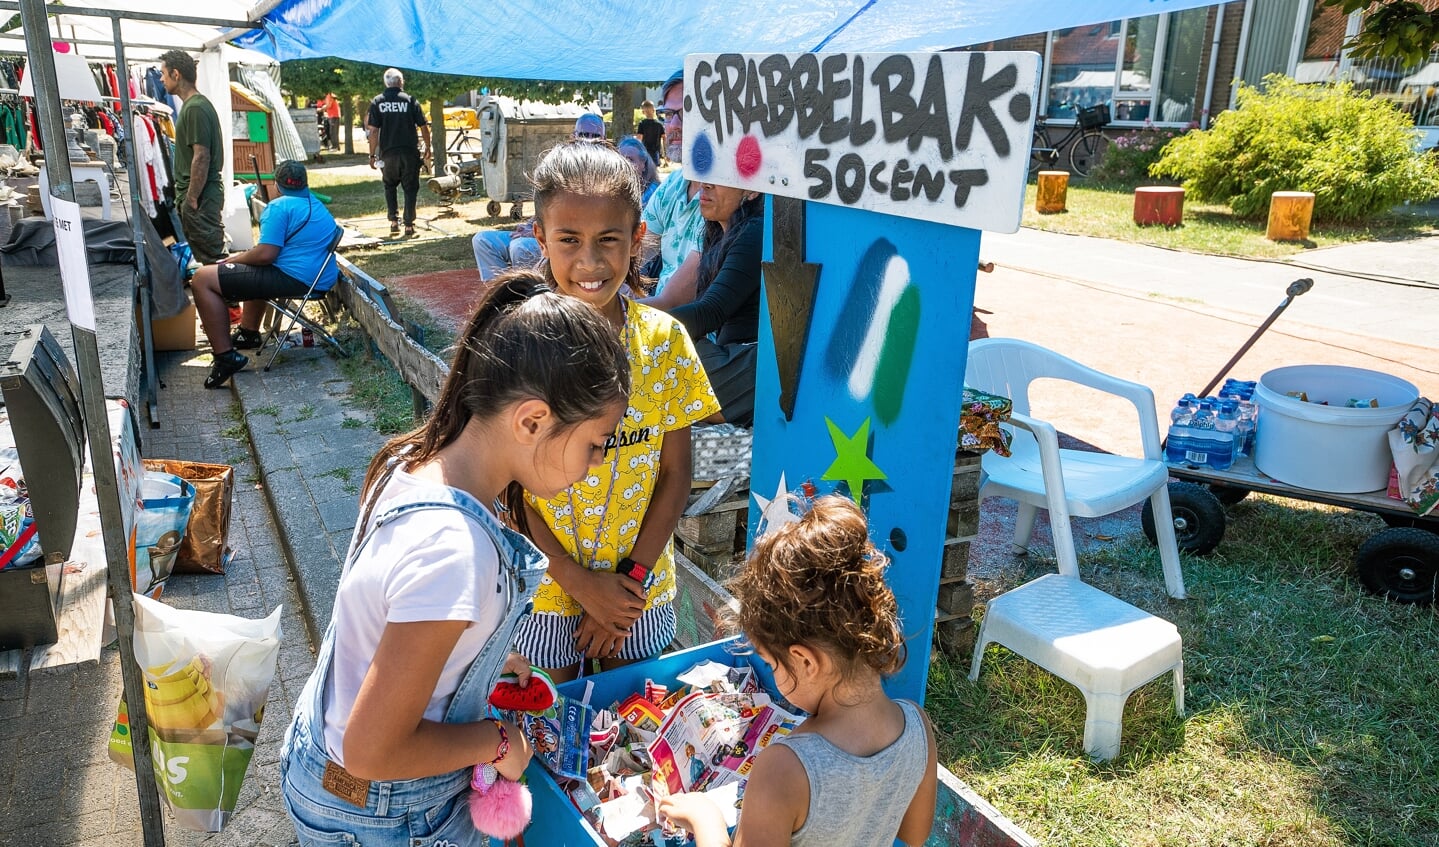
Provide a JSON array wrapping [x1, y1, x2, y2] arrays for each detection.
[[513, 638, 775, 846]]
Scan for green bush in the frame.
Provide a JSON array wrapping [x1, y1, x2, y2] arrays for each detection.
[[1151, 75, 1439, 222], [1091, 125, 1190, 185]]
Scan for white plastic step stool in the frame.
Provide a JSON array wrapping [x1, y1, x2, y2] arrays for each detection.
[[969, 573, 1184, 760]]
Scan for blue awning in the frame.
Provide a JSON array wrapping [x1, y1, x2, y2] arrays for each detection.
[[236, 0, 1227, 80]]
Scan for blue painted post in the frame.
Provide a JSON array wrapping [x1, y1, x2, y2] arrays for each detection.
[[684, 50, 1041, 703]]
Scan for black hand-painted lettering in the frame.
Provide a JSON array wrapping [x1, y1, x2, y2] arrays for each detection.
[[910, 55, 954, 160], [717, 54, 747, 143], [759, 54, 793, 137], [804, 148, 833, 199], [956, 54, 1018, 156], [835, 153, 865, 204], [889, 158, 914, 202], [912, 164, 948, 201], [848, 55, 876, 146], [818, 53, 851, 144], [742, 59, 768, 136], [868, 160, 889, 194], [791, 54, 824, 140], [694, 61, 721, 128], [872, 55, 916, 146], [949, 169, 991, 207]]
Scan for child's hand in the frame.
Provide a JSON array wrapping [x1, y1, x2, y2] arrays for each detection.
[[657, 792, 727, 839], [574, 569, 646, 628], [493, 718, 533, 783], [575, 612, 629, 658], [501, 653, 533, 685]]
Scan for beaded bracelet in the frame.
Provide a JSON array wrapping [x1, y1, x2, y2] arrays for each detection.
[[483, 718, 510, 765]]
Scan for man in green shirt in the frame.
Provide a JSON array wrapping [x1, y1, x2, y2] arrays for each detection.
[[160, 50, 225, 264]]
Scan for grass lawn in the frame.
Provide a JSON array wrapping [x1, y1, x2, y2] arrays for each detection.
[[1022, 181, 1437, 259], [933, 495, 1438, 847]]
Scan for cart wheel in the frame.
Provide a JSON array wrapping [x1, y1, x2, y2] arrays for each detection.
[[1208, 483, 1251, 507], [510, 202, 525, 221], [1355, 527, 1439, 604], [486, 200, 502, 218], [1142, 481, 1225, 555]]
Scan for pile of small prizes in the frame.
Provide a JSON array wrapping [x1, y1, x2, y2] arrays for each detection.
[[481, 659, 804, 846]]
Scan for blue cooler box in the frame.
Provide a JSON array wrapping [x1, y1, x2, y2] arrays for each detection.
[[516, 638, 778, 846]]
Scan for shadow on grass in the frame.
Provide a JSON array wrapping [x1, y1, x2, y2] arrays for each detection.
[[931, 494, 1439, 846]]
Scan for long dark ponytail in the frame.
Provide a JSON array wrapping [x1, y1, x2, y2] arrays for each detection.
[[359, 268, 630, 532]]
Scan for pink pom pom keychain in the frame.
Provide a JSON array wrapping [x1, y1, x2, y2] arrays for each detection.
[[468, 667, 558, 840]]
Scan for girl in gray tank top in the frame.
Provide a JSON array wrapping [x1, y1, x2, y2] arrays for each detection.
[[659, 496, 938, 846]]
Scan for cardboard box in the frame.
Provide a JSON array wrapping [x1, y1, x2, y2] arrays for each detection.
[[151, 302, 198, 352]]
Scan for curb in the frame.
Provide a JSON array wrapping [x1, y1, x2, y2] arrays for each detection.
[[227, 347, 384, 648]]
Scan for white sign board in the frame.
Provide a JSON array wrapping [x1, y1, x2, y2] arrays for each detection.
[[51, 196, 95, 332], [682, 51, 1041, 233]]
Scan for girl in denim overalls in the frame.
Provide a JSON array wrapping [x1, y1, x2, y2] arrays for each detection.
[[281, 269, 631, 846]]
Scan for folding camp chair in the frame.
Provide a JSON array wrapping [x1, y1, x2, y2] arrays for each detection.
[[261, 226, 347, 370]]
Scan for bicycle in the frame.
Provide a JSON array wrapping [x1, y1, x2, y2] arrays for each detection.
[[446, 127, 480, 166], [1029, 103, 1112, 178]]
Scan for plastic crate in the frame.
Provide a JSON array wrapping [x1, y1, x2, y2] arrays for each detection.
[[1077, 103, 1110, 130]]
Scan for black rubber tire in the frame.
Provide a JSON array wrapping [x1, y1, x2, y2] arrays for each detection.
[[1208, 483, 1251, 507], [1068, 132, 1110, 177], [1142, 481, 1225, 556], [485, 199, 502, 217], [1355, 527, 1439, 604]]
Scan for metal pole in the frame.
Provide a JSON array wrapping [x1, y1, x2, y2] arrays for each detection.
[[19, 2, 167, 844], [0, 1, 257, 29], [112, 16, 161, 429]]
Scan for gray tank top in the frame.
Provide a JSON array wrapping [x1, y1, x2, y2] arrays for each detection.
[[770, 699, 929, 847]]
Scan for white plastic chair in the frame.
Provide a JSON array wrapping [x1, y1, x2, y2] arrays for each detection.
[[966, 338, 1186, 760], [964, 337, 1186, 599]]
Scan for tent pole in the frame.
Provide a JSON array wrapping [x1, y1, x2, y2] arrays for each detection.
[[19, 2, 167, 844], [112, 15, 162, 429]]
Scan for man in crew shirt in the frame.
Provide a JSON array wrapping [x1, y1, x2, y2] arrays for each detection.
[[366, 68, 431, 237], [159, 49, 225, 264], [191, 161, 339, 389]]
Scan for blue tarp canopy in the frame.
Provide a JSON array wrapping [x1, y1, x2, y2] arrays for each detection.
[[235, 0, 1225, 80]]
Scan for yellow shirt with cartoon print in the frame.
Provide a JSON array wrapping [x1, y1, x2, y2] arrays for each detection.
[[528, 300, 720, 615]]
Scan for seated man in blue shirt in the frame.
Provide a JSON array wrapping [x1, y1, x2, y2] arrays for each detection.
[[191, 159, 339, 388]]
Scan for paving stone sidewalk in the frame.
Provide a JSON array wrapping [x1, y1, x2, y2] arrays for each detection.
[[0, 348, 325, 845]]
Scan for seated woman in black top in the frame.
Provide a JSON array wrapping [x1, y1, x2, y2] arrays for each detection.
[[661, 183, 764, 426]]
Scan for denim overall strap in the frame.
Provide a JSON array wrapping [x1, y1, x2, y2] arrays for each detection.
[[438, 502, 547, 724], [299, 487, 544, 744]]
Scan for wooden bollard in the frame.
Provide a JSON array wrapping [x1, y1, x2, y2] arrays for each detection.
[[1035, 170, 1068, 214], [1133, 186, 1184, 227], [1267, 191, 1315, 241]]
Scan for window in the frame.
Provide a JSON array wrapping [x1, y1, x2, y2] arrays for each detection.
[[1040, 12, 1208, 125]]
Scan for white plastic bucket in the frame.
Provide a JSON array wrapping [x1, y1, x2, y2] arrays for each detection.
[[1253, 365, 1417, 494]]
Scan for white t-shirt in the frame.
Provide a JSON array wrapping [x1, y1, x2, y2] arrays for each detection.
[[322, 469, 504, 765]]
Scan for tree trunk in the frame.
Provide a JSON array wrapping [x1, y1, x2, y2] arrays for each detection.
[[1036, 170, 1069, 214], [611, 83, 635, 140], [429, 99, 446, 172], [343, 96, 356, 155], [1133, 186, 1185, 227]]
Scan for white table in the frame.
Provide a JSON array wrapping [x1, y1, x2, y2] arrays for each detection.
[[38, 160, 113, 221]]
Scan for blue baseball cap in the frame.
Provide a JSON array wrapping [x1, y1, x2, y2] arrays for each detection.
[[574, 113, 605, 140]]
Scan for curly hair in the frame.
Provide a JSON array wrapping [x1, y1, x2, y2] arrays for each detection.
[[731, 495, 905, 681]]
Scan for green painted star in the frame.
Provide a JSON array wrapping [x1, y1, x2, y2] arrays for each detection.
[[822, 416, 888, 504]]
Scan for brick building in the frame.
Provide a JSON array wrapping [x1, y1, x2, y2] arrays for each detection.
[[958, 0, 1439, 147]]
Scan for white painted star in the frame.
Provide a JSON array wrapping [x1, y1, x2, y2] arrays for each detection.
[[753, 472, 801, 536]]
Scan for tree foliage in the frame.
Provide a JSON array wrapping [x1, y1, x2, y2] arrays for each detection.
[[279, 57, 620, 106], [1325, 0, 1439, 66], [1152, 75, 1439, 222]]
